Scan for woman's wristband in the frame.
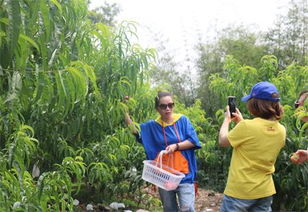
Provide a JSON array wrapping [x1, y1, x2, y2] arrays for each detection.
[[176, 143, 180, 151]]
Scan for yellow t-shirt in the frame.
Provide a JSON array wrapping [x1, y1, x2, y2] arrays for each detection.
[[224, 118, 286, 199]]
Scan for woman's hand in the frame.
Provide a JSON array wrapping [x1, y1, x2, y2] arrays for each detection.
[[232, 108, 243, 123], [165, 143, 178, 153], [224, 106, 243, 123], [290, 149, 308, 164]]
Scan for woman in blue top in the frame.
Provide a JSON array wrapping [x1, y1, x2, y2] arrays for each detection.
[[125, 91, 201, 212]]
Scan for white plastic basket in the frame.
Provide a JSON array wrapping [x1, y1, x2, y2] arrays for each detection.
[[142, 151, 185, 191]]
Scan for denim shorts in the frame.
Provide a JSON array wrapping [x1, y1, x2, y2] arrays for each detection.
[[158, 183, 195, 212], [220, 194, 273, 212]]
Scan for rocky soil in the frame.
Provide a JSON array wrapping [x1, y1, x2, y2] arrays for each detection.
[[76, 187, 223, 212]]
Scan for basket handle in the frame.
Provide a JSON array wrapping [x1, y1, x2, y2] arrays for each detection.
[[156, 150, 167, 169], [155, 150, 175, 169]]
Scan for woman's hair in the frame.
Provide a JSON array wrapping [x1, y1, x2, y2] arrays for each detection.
[[247, 98, 284, 120], [154, 91, 172, 109]]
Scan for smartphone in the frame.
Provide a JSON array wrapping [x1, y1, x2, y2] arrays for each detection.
[[228, 96, 236, 117]]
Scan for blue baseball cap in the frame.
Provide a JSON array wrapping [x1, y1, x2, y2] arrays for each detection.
[[241, 81, 280, 102]]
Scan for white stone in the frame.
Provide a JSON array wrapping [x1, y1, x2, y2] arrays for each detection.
[[86, 204, 94, 211], [13, 202, 21, 209], [73, 199, 79, 206], [109, 202, 125, 210]]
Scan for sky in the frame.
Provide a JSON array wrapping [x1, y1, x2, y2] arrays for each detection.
[[89, 0, 290, 80]]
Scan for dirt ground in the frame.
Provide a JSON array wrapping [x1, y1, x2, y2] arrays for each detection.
[[143, 186, 223, 212], [195, 188, 223, 212], [76, 187, 223, 211]]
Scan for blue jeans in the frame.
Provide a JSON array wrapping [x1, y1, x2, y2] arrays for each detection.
[[220, 194, 273, 212], [158, 183, 195, 212]]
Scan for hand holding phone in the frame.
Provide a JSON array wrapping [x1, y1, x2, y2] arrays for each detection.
[[228, 96, 236, 118]]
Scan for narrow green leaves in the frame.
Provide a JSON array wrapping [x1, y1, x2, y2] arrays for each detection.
[[19, 34, 40, 52], [4, 0, 21, 68]]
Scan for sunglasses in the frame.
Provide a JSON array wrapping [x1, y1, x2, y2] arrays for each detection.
[[158, 102, 175, 110]]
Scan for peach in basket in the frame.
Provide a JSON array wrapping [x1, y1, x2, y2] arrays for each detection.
[[164, 182, 178, 190]]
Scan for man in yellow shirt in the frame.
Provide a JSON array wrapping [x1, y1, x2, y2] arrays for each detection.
[[219, 81, 286, 212]]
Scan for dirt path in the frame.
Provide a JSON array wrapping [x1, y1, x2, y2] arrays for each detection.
[[76, 187, 223, 211], [143, 187, 223, 212], [195, 188, 223, 212]]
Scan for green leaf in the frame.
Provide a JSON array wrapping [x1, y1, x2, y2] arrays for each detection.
[[0, 18, 9, 25], [50, 0, 62, 13], [19, 34, 40, 52], [7, 0, 21, 65]]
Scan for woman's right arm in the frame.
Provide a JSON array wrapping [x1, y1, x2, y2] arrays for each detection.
[[219, 106, 243, 147], [124, 112, 138, 135], [123, 96, 139, 135]]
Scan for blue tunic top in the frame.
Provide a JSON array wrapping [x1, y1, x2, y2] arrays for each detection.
[[138, 114, 201, 184]]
